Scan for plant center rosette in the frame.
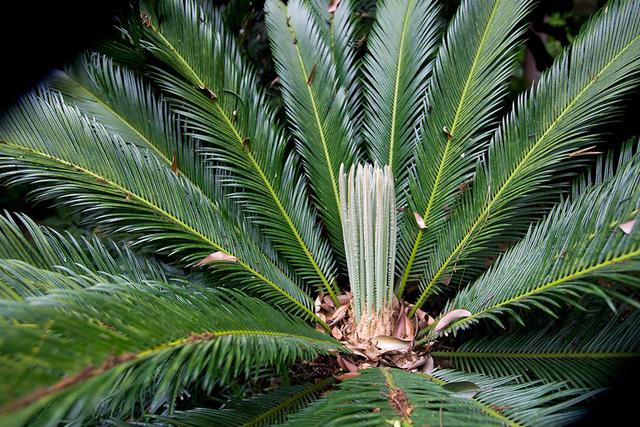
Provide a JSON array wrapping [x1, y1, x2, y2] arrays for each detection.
[[315, 292, 436, 375]]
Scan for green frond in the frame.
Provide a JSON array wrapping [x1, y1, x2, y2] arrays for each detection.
[[0, 210, 175, 281], [285, 367, 591, 426], [397, 0, 532, 296], [0, 212, 180, 300], [0, 92, 319, 322], [0, 285, 340, 426], [435, 143, 640, 336], [48, 53, 177, 165], [47, 53, 220, 204], [306, 0, 364, 134], [362, 0, 441, 198], [266, 0, 360, 259], [0, 260, 90, 300], [139, 0, 339, 301], [159, 378, 334, 426], [429, 369, 595, 426], [411, 0, 640, 313], [433, 307, 640, 389]]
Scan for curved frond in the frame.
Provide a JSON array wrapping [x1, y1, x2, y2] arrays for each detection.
[[0, 285, 340, 426], [411, 0, 640, 313], [0, 93, 320, 322], [397, 0, 531, 295], [0, 212, 174, 290], [435, 143, 640, 335], [306, 0, 364, 135], [159, 378, 334, 426], [47, 53, 221, 204], [362, 0, 441, 198], [266, 0, 360, 258], [433, 308, 640, 389], [139, 0, 339, 300], [285, 367, 591, 426]]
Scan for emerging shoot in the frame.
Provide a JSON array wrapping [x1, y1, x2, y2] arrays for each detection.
[[339, 163, 397, 327]]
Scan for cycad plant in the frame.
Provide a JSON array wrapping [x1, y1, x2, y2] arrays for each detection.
[[0, 0, 639, 425]]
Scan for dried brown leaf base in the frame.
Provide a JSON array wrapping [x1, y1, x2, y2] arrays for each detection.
[[315, 293, 437, 375]]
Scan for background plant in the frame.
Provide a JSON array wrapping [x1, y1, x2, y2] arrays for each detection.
[[0, 0, 639, 425]]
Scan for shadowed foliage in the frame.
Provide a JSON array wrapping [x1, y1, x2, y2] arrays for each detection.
[[0, 0, 639, 425]]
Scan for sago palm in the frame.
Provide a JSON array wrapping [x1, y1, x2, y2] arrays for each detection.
[[0, 0, 639, 425]]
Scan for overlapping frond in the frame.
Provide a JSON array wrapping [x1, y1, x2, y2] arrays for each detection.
[[285, 367, 590, 426], [0, 0, 637, 424], [266, 0, 360, 258], [435, 144, 640, 336], [0, 212, 173, 286], [0, 92, 319, 322], [306, 0, 363, 134], [139, 0, 339, 300], [397, 0, 532, 295], [159, 378, 334, 426], [433, 308, 640, 389], [362, 0, 440, 198], [47, 53, 221, 203], [411, 0, 640, 313], [0, 285, 340, 426], [0, 212, 181, 300]]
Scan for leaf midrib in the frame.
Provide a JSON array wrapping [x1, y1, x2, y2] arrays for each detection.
[[411, 31, 640, 316], [2, 142, 321, 324], [61, 74, 220, 212], [398, 0, 501, 297], [241, 377, 334, 427], [3, 328, 337, 413], [149, 21, 337, 301], [431, 350, 639, 359], [416, 372, 522, 427], [447, 248, 640, 333], [286, 17, 342, 229], [387, 0, 414, 170]]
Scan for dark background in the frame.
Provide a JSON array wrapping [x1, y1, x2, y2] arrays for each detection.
[[0, 0, 636, 424]]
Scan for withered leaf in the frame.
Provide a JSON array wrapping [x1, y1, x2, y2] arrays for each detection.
[[171, 152, 179, 175], [372, 335, 412, 353], [392, 311, 414, 340], [331, 326, 343, 340], [195, 251, 238, 267], [414, 211, 426, 229], [443, 126, 453, 141], [568, 145, 602, 157], [619, 220, 636, 235], [306, 63, 317, 86], [422, 355, 434, 373], [327, 304, 348, 325], [328, 0, 341, 13], [337, 355, 359, 373], [433, 309, 471, 333], [335, 372, 360, 381]]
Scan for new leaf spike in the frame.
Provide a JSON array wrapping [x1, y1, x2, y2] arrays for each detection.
[[339, 163, 397, 324]]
